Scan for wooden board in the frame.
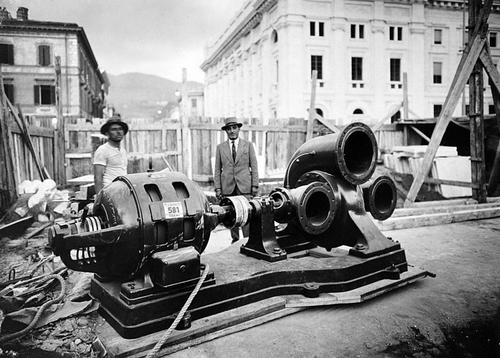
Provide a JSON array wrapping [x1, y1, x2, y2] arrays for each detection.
[[377, 205, 500, 231], [93, 268, 429, 358]]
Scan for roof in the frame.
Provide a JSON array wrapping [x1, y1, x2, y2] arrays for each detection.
[[0, 18, 104, 83]]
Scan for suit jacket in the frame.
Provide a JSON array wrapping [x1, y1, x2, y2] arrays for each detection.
[[214, 138, 259, 195]]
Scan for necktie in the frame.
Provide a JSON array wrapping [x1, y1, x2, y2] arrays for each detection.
[[232, 141, 236, 161]]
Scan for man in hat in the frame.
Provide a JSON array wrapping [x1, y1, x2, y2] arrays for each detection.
[[214, 117, 259, 243], [93, 116, 129, 193]]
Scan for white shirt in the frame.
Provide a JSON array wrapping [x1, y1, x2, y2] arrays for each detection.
[[93, 142, 128, 186], [228, 138, 239, 152]]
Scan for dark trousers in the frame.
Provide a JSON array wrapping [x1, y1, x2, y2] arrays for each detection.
[[229, 187, 250, 243]]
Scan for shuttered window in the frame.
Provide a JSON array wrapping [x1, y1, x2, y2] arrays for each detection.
[[0, 44, 14, 65], [38, 45, 51, 66], [34, 85, 56, 105]]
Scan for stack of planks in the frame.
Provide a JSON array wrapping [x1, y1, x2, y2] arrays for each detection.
[[375, 197, 500, 231]]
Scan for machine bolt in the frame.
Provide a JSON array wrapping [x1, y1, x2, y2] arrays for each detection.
[[354, 243, 366, 250], [176, 311, 192, 330], [273, 247, 282, 254], [302, 283, 320, 298], [179, 264, 187, 272]]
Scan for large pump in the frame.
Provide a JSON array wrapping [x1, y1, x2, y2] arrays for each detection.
[[48, 122, 427, 338]]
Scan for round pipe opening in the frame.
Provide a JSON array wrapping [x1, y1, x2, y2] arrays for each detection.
[[373, 182, 395, 214], [305, 191, 330, 226], [343, 131, 375, 176]]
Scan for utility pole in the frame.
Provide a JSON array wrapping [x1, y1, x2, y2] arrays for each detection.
[[55, 56, 66, 185]]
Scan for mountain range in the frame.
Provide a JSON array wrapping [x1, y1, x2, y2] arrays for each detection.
[[105, 73, 203, 119]]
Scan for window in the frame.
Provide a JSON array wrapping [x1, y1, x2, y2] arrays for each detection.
[[489, 104, 496, 114], [310, 21, 324, 37], [38, 45, 51, 66], [389, 26, 403, 41], [0, 44, 14, 65], [3, 84, 14, 104], [390, 58, 401, 82], [350, 24, 364, 39], [434, 29, 442, 45], [191, 98, 197, 108], [34, 85, 56, 105], [311, 55, 323, 80], [271, 29, 278, 43], [353, 108, 364, 114], [351, 57, 363, 81], [433, 104, 442, 118], [310, 22, 315, 36], [433, 62, 442, 84], [490, 32, 497, 48], [316, 108, 324, 117]]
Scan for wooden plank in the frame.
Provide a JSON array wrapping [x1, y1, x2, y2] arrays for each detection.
[[0, 65, 17, 201], [286, 267, 429, 307], [479, 45, 500, 194], [95, 297, 295, 358], [306, 70, 317, 141], [391, 201, 500, 218], [403, 72, 409, 120], [404, 30, 488, 206], [378, 206, 500, 231], [409, 125, 430, 143]]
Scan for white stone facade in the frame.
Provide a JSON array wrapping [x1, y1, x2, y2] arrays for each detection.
[[201, 0, 500, 125]]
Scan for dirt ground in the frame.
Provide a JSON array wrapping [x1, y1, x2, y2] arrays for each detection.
[[169, 217, 500, 358], [1, 217, 499, 357]]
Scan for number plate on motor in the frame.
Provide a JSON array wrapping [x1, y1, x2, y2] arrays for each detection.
[[163, 202, 184, 218]]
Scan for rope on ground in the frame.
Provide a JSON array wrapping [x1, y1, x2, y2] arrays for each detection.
[[145, 263, 210, 358], [0, 273, 66, 344]]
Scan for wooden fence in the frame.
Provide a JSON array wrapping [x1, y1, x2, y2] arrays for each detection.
[[65, 122, 181, 179], [0, 111, 56, 211], [64, 118, 406, 184]]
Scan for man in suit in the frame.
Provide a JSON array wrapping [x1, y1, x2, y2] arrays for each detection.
[[214, 117, 259, 243]]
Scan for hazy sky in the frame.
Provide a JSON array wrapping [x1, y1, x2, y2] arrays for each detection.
[[3, 0, 247, 82]]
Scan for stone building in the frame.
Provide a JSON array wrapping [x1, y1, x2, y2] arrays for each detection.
[[0, 7, 107, 121], [201, 0, 500, 125]]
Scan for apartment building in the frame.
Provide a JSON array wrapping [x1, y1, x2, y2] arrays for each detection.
[[0, 7, 107, 121]]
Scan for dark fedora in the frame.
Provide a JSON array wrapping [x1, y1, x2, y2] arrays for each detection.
[[100, 116, 129, 135], [221, 117, 243, 131]]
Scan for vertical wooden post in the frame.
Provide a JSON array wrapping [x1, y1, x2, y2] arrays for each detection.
[[403, 72, 409, 120], [468, 0, 487, 202], [180, 68, 192, 179], [0, 65, 17, 205], [55, 56, 66, 185], [306, 70, 317, 141]]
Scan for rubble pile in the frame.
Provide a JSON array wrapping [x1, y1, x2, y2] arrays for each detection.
[[0, 182, 101, 357]]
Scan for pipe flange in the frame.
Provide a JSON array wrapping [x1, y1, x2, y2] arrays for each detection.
[[337, 122, 377, 185], [296, 182, 336, 235]]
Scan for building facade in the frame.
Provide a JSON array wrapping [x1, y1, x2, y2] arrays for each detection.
[[0, 7, 107, 122], [201, 0, 500, 125]]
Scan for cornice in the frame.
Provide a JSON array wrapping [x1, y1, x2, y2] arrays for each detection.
[[201, 0, 278, 70]]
